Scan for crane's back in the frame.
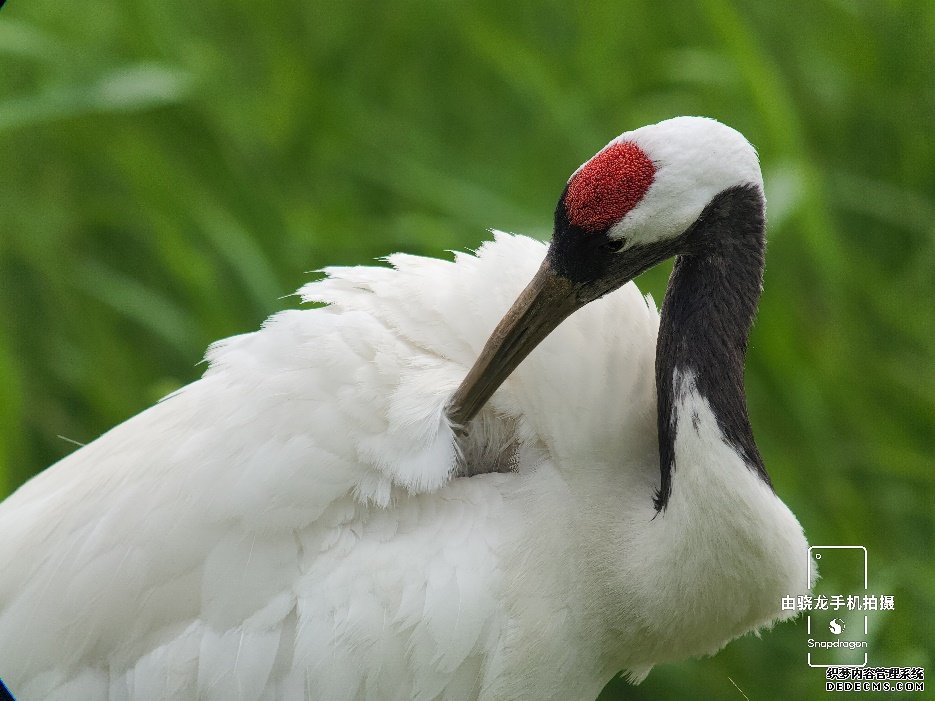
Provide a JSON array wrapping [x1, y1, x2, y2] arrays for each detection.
[[0, 233, 663, 700]]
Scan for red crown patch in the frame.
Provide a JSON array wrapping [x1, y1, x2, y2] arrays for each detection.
[[565, 142, 655, 232]]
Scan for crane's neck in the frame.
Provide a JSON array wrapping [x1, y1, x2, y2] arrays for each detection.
[[653, 184, 771, 511]]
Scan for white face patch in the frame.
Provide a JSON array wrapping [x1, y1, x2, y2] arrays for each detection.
[[598, 117, 764, 247]]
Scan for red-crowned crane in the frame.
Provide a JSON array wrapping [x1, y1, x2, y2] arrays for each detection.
[[0, 116, 810, 700]]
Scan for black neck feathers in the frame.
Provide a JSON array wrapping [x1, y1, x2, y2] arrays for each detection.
[[654, 184, 773, 511]]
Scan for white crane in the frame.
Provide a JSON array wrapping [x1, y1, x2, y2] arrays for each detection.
[[0, 116, 810, 700]]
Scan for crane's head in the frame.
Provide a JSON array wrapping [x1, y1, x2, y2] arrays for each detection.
[[447, 116, 763, 428]]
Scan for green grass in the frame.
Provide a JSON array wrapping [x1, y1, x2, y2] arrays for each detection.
[[1, 1, 933, 698]]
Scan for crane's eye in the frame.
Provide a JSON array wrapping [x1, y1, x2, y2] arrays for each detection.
[[600, 239, 624, 253]]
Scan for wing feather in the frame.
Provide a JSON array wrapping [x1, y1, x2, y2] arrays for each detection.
[[0, 233, 661, 699]]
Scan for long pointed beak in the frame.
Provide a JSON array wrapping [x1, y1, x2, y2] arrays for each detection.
[[445, 258, 584, 430], [445, 235, 672, 433]]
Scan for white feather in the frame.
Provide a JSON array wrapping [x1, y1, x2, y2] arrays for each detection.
[[596, 116, 764, 246], [0, 232, 808, 700]]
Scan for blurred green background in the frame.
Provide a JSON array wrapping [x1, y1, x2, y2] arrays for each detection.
[[0, 0, 932, 698]]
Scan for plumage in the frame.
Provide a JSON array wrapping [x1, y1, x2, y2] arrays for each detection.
[[0, 117, 810, 700]]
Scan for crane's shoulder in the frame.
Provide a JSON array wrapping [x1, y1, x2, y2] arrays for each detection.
[[295, 230, 661, 452]]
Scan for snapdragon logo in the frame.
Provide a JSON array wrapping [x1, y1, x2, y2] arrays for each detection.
[[809, 639, 868, 650], [783, 548, 925, 693], [779, 546, 878, 668], [805, 546, 869, 668]]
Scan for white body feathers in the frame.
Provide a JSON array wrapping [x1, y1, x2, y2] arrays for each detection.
[[0, 233, 809, 700]]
